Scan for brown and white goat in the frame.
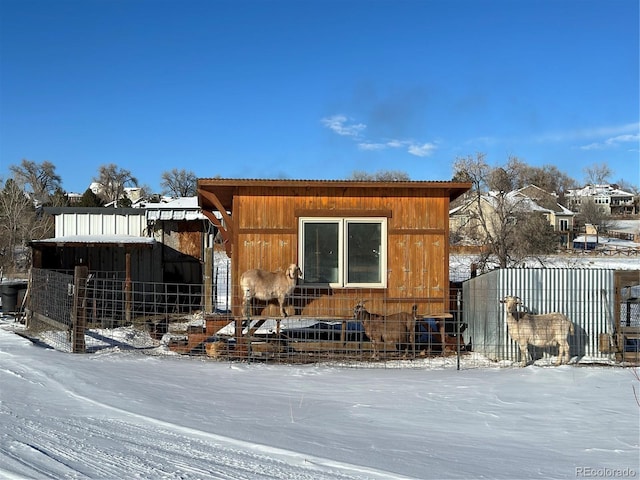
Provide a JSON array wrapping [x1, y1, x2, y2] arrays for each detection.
[[354, 302, 417, 359], [240, 264, 302, 318], [500, 295, 574, 366]]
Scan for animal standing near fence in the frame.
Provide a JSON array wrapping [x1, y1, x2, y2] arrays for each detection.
[[500, 295, 574, 366], [240, 264, 302, 318], [353, 302, 417, 359]]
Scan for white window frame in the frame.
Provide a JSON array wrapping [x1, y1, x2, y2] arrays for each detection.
[[298, 217, 387, 288], [559, 219, 569, 231]]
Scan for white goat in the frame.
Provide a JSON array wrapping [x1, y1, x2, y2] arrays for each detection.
[[240, 264, 302, 318], [500, 295, 574, 366]]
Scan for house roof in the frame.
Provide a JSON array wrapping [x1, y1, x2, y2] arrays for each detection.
[[29, 235, 156, 248], [45, 198, 222, 222], [197, 178, 472, 211], [567, 184, 635, 198], [144, 196, 212, 221], [449, 186, 574, 216]]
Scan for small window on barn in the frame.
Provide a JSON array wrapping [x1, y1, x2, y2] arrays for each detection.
[[299, 217, 387, 288]]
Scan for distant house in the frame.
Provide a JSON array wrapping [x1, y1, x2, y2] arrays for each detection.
[[517, 185, 575, 233], [449, 184, 575, 246], [566, 184, 636, 215]]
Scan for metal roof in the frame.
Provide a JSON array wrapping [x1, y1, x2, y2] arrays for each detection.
[[30, 235, 156, 247], [197, 178, 472, 211]]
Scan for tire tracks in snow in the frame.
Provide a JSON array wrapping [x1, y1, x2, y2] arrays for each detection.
[[1, 359, 411, 480], [61, 387, 411, 480]]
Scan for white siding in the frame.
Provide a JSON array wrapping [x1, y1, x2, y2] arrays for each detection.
[[54, 211, 146, 237]]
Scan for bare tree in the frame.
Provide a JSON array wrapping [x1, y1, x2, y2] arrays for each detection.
[[505, 157, 577, 201], [9, 159, 62, 206], [160, 169, 198, 197], [614, 178, 639, 194], [349, 170, 410, 181], [615, 178, 640, 214], [487, 167, 513, 193], [583, 162, 612, 186], [576, 198, 613, 234], [0, 178, 53, 272], [451, 153, 561, 269], [93, 164, 138, 205], [511, 212, 558, 261]]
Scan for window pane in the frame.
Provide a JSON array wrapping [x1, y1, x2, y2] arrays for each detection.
[[347, 223, 381, 283], [303, 222, 339, 283]]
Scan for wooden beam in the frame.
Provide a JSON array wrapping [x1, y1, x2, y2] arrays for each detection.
[[202, 210, 232, 257], [198, 189, 234, 234], [199, 188, 235, 257]]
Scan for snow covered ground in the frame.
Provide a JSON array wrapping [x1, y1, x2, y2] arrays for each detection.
[[1, 319, 638, 480], [449, 253, 639, 282]]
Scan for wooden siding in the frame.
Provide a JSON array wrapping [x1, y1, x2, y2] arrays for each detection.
[[196, 180, 471, 320], [229, 186, 453, 318]]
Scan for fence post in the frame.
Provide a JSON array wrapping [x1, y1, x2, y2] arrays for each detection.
[[125, 251, 132, 324], [204, 247, 213, 313], [72, 265, 88, 353], [456, 290, 462, 371]]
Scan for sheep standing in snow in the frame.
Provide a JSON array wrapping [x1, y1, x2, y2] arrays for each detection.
[[500, 295, 574, 366], [354, 302, 417, 359], [240, 264, 302, 318]]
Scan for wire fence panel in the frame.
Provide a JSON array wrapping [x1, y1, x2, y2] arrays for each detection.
[[26, 269, 75, 352], [29, 269, 74, 328], [84, 273, 206, 328], [22, 266, 638, 367]]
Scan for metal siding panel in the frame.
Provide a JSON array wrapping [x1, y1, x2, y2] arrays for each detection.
[[465, 268, 616, 363], [78, 213, 91, 235], [115, 214, 128, 235], [89, 213, 103, 235], [61, 215, 73, 236], [55, 215, 63, 236]]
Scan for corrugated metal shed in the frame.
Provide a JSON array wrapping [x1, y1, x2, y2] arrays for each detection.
[[52, 208, 147, 237], [463, 268, 616, 362]]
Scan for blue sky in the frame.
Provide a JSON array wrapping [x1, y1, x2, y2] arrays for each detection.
[[1, 0, 638, 194]]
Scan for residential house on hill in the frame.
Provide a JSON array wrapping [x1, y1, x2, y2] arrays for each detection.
[[449, 184, 575, 247], [566, 184, 636, 215]]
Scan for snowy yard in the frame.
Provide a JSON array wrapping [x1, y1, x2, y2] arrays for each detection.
[[1, 319, 638, 480]]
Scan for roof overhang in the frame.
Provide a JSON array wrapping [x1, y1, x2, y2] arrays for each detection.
[[197, 178, 472, 212], [197, 178, 472, 257], [29, 235, 156, 248]]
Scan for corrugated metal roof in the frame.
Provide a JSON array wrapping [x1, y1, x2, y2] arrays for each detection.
[[143, 196, 210, 221], [30, 235, 156, 247]]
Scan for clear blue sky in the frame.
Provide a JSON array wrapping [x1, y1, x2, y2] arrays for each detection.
[[1, 0, 638, 194]]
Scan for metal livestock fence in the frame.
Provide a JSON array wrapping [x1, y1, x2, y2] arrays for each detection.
[[21, 267, 639, 367]]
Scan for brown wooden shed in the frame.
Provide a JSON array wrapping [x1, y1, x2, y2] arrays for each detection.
[[197, 179, 471, 321]]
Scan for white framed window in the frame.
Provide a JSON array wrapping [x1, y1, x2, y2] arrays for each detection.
[[298, 217, 387, 288], [559, 219, 568, 231]]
